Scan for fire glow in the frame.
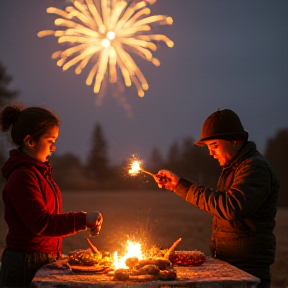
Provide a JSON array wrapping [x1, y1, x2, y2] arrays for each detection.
[[113, 240, 144, 269]]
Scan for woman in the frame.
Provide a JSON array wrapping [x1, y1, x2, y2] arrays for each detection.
[[0, 104, 103, 287]]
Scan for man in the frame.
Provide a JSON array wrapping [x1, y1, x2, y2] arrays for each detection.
[[154, 109, 279, 288]]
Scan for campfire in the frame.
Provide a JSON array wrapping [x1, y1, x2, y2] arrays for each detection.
[[113, 240, 144, 270], [111, 238, 182, 281], [68, 237, 206, 281]]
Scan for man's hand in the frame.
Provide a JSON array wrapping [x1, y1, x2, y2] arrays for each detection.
[[154, 170, 180, 191]]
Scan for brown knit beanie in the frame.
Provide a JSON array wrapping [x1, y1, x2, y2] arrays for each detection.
[[195, 109, 248, 146]]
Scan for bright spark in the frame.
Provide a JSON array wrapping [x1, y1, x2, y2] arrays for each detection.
[[37, 0, 174, 98], [128, 159, 142, 176]]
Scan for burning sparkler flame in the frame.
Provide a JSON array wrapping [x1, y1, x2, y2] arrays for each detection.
[[129, 159, 143, 176], [37, 0, 173, 99], [128, 155, 156, 178]]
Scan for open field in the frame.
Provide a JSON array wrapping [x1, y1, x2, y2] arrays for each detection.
[[1, 190, 287, 287]]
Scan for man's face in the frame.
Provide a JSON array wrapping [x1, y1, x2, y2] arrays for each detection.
[[205, 139, 238, 166]]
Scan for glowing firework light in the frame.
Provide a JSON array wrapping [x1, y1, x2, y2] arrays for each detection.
[[128, 158, 143, 176], [128, 155, 157, 178], [38, 0, 174, 98]]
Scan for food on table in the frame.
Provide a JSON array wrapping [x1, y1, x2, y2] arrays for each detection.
[[163, 237, 182, 260], [135, 258, 172, 270], [125, 256, 139, 269], [169, 250, 206, 266], [114, 268, 130, 281], [68, 250, 112, 266], [67, 237, 205, 281], [113, 254, 176, 281], [114, 257, 176, 281], [159, 269, 177, 280]]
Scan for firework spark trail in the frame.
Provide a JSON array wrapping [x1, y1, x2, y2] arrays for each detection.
[[38, 0, 173, 99]]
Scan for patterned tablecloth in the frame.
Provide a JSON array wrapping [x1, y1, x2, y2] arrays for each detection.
[[31, 256, 260, 288]]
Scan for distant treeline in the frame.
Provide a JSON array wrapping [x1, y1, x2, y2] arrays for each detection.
[[0, 61, 287, 206], [18, 123, 287, 208], [1, 123, 287, 207], [48, 124, 222, 192]]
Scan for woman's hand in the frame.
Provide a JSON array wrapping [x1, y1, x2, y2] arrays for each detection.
[[154, 170, 180, 191], [86, 211, 103, 236]]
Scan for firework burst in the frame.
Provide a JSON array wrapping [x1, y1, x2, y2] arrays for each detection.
[[38, 0, 173, 98]]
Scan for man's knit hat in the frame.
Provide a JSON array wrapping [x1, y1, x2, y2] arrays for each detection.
[[195, 109, 248, 146]]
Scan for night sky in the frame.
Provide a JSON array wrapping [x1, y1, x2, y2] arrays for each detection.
[[0, 0, 287, 165]]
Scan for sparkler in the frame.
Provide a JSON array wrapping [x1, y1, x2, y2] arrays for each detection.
[[128, 155, 168, 184], [37, 0, 174, 98], [128, 156, 155, 177]]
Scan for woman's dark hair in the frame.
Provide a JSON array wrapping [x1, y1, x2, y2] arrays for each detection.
[[0, 104, 60, 147]]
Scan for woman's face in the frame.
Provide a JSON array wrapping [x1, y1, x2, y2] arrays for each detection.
[[25, 125, 59, 162]]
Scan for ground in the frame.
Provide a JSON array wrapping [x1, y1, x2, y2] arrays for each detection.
[[0, 190, 287, 287]]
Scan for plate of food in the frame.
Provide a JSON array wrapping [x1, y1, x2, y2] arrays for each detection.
[[68, 246, 113, 273]]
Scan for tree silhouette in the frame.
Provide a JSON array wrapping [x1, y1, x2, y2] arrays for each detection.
[[86, 123, 110, 182], [157, 137, 221, 189], [49, 152, 96, 190], [178, 137, 220, 187], [0, 63, 18, 107], [265, 128, 288, 207], [0, 62, 19, 186], [180, 137, 198, 177], [165, 141, 182, 173], [147, 147, 165, 174]]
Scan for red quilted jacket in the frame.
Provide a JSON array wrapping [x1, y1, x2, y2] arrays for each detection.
[[1, 149, 87, 257]]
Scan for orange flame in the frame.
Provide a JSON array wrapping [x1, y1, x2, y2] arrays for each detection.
[[113, 240, 143, 269]]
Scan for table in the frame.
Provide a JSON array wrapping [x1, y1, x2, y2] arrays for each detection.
[[31, 257, 260, 288]]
